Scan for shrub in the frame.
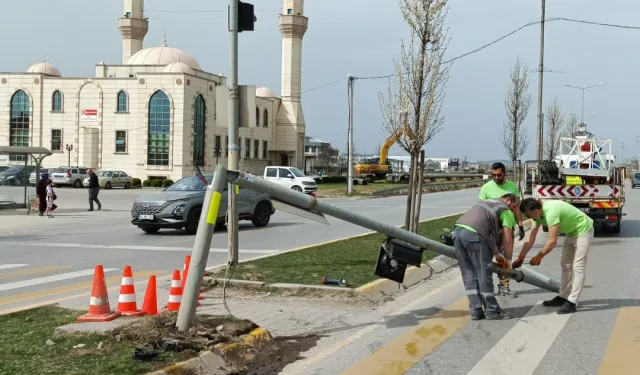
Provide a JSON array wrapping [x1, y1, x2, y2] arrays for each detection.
[[162, 179, 174, 188], [151, 179, 163, 188], [131, 178, 142, 187], [142, 179, 152, 187]]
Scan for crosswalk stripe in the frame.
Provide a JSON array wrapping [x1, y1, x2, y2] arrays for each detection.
[[0, 242, 278, 254], [340, 297, 470, 375], [466, 301, 572, 375], [598, 306, 640, 374], [0, 266, 70, 280], [0, 268, 118, 292], [0, 264, 28, 270]]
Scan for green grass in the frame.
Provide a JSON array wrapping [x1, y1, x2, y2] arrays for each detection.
[[316, 181, 398, 196], [0, 306, 197, 375], [213, 213, 463, 288]]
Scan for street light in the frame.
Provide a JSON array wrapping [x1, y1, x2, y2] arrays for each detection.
[[65, 144, 73, 167], [561, 82, 605, 123]]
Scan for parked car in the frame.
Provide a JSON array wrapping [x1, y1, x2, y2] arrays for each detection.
[[632, 172, 640, 188], [263, 166, 317, 194], [50, 167, 89, 188], [83, 170, 133, 189], [0, 165, 37, 186], [130, 174, 275, 234], [29, 168, 51, 186]]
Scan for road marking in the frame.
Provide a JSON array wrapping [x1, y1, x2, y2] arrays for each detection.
[[0, 268, 118, 292], [598, 306, 640, 374], [466, 301, 571, 375], [0, 264, 28, 270], [0, 266, 70, 279], [279, 275, 462, 375], [0, 242, 278, 254], [340, 296, 470, 375]]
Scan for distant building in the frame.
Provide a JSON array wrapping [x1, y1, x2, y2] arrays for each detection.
[[304, 136, 338, 173]]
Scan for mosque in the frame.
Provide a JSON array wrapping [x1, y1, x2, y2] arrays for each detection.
[[0, 0, 308, 180]]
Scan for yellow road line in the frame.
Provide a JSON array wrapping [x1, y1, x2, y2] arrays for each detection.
[[0, 270, 163, 310], [598, 306, 640, 374], [340, 297, 470, 375], [0, 266, 71, 279]]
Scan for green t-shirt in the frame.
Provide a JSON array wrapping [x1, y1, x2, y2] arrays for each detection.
[[456, 208, 516, 233], [533, 200, 594, 236], [479, 180, 520, 200]]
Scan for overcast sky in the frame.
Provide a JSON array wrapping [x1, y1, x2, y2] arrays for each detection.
[[2, 0, 638, 161]]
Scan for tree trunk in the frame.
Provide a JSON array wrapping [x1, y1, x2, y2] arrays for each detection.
[[405, 152, 416, 230], [412, 150, 425, 233]]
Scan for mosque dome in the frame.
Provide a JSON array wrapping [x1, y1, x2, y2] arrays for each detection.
[[26, 62, 62, 77], [256, 86, 277, 98], [127, 45, 201, 71], [163, 62, 194, 75]]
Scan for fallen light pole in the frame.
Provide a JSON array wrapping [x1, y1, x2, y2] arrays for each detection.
[[176, 165, 560, 332]]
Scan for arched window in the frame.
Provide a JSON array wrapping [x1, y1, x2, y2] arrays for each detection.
[[256, 107, 260, 126], [10, 90, 30, 161], [263, 109, 268, 127], [117, 91, 128, 112], [52, 90, 63, 112], [193, 95, 206, 167], [147, 90, 170, 166]]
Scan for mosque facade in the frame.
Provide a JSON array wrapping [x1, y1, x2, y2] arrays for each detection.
[[0, 0, 308, 181]]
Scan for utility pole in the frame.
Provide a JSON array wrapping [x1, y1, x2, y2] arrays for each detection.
[[535, 0, 546, 163], [227, 0, 240, 265], [621, 141, 626, 164], [347, 74, 355, 195]]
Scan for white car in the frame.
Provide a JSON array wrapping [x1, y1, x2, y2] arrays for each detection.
[[29, 168, 51, 186], [263, 166, 317, 194], [50, 167, 89, 188]]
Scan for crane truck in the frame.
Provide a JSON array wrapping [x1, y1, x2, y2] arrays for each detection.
[[531, 124, 625, 234]]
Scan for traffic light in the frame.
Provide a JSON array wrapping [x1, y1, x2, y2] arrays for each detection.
[[229, 1, 257, 33]]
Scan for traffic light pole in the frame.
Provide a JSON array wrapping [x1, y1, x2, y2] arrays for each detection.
[[227, 0, 240, 265]]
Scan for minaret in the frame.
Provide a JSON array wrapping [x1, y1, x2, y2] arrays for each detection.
[[277, 0, 308, 169], [118, 0, 149, 64]]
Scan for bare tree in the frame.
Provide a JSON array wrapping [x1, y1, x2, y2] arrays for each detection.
[[563, 112, 579, 138], [501, 56, 532, 188], [544, 97, 564, 161], [379, 0, 450, 233]]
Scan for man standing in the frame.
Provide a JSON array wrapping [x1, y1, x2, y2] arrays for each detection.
[[479, 162, 525, 298], [513, 198, 594, 314], [452, 193, 518, 320], [87, 169, 102, 211]]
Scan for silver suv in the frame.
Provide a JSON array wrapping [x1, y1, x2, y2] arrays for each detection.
[[130, 174, 275, 234], [50, 167, 89, 188]]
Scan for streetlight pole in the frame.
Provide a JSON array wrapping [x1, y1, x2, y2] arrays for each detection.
[[227, 0, 240, 265], [346, 74, 355, 195], [535, 0, 546, 163], [65, 144, 73, 167], [562, 82, 605, 124]]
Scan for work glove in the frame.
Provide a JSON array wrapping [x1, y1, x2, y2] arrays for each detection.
[[512, 255, 526, 269], [518, 225, 525, 241], [529, 252, 545, 266], [495, 255, 512, 270]]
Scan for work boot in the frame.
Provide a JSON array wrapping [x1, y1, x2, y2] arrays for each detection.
[[543, 296, 567, 307], [498, 285, 518, 298], [486, 311, 512, 320], [556, 301, 577, 314], [471, 308, 485, 320]]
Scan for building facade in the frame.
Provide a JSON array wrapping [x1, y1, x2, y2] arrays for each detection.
[[304, 136, 338, 173], [0, 0, 308, 180]]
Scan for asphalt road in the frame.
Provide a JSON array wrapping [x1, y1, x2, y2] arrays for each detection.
[[280, 181, 640, 375], [0, 185, 480, 314]]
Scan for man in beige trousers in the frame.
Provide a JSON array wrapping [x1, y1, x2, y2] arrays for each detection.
[[513, 197, 594, 314]]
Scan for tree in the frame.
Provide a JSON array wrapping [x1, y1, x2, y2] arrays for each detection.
[[563, 112, 579, 138], [544, 97, 564, 161], [379, 0, 450, 233], [501, 56, 532, 189]]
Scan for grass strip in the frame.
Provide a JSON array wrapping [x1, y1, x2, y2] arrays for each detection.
[[213, 213, 463, 288]]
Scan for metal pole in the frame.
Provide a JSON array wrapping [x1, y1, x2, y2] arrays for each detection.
[[347, 74, 354, 195], [581, 89, 585, 124], [227, 0, 240, 265], [176, 164, 228, 332], [536, 0, 546, 163], [226, 170, 561, 293]]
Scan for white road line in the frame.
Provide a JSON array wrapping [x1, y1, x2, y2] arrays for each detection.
[[0, 242, 277, 254], [466, 301, 572, 375], [0, 264, 28, 270], [0, 268, 118, 292]]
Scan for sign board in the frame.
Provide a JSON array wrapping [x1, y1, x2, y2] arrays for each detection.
[[81, 109, 98, 122]]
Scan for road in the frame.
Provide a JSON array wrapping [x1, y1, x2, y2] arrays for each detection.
[[280, 181, 640, 375], [0, 185, 480, 314]]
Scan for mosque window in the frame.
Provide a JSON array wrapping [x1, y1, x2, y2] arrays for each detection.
[[254, 139, 259, 159], [262, 140, 268, 159], [263, 109, 268, 127], [256, 107, 260, 126], [117, 91, 128, 112], [245, 138, 251, 158], [193, 95, 206, 167], [52, 90, 63, 112], [51, 129, 62, 151], [9, 90, 30, 161], [147, 90, 170, 166]]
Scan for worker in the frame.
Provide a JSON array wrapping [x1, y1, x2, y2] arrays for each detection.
[[513, 198, 594, 314], [452, 193, 518, 320], [479, 162, 525, 298]]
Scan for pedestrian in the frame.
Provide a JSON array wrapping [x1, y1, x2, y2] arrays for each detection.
[[513, 198, 594, 314], [478, 161, 525, 298], [44, 179, 55, 218], [87, 169, 102, 211], [36, 172, 48, 216], [452, 193, 519, 320]]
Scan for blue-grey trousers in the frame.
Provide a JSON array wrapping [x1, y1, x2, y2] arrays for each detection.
[[453, 226, 502, 315]]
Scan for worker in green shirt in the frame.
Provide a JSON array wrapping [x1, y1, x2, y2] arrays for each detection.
[[478, 162, 525, 298], [513, 198, 594, 314]]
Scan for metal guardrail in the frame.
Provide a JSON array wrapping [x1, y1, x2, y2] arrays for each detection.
[[372, 179, 485, 196]]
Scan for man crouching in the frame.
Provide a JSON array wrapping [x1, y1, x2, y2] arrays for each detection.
[[452, 193, 518, 320]]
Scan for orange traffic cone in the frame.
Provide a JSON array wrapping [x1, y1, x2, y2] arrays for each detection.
[[116, 265, 144, 316], [77, 265, 121, 322], [141, 275, 158, 315], [182, 255, 203, 304], [163, 270, 182, 312]]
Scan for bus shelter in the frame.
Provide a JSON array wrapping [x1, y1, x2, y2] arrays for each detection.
[[0, 146, 52, 210]]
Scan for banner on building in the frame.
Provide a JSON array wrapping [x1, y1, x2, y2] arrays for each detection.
[[81, 109, 98, 122]]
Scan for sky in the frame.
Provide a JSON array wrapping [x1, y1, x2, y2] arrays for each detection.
[[1, 0, 638, 162]]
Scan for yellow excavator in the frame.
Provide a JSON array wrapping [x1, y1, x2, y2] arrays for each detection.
[[354, 126, 405, 181]]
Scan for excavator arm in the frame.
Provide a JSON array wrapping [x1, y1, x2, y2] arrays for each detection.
[[380, 127, 405, 165]]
